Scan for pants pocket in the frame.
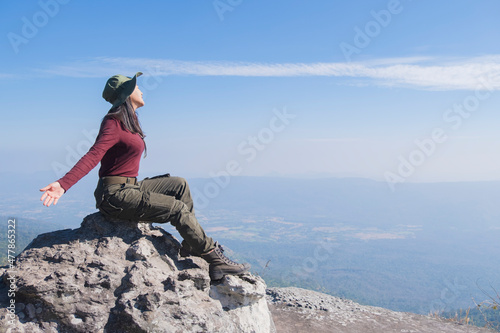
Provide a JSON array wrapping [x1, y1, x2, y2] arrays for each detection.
[[99, 199, 124, 217], [135, 191, 177, 221], [98, 184, 128, 218]]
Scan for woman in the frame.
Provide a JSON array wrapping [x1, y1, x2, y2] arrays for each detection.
[[40, 72, 249, 280]]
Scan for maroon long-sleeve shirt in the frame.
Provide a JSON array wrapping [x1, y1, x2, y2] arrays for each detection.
[[58, 117, 145, 192]]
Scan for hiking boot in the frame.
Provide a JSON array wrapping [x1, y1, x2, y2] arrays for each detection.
[[201, 242, 250, 280]]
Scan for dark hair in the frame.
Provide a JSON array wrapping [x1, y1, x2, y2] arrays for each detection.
[[103, 99, 147, 157]]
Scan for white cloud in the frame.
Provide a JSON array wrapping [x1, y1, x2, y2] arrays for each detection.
[[40, 55, 500, 91]]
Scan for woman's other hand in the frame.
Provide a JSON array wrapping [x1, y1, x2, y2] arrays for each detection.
[[40, 182, 65, 207]]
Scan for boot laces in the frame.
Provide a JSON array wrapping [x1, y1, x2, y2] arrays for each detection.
[[216, 244, 241, 266]]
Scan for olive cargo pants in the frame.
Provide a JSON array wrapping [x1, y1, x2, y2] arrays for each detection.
[[94, 174, 215, 256]]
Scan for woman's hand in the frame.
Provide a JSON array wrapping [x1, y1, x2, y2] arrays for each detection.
[[40, 182, 65, 207]]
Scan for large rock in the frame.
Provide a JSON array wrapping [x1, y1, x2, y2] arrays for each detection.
[[0, 213, 275, 333]]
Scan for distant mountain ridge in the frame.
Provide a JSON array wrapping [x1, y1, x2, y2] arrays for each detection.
[[188, 176, 500, 229]]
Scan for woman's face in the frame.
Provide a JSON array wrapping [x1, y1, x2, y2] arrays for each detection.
[[129, 85, 145, 110]]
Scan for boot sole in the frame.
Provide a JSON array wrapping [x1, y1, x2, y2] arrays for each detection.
[[210, 267, 250, 280]]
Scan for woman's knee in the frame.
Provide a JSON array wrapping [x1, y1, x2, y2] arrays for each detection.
[[142, 175, 193, 210], [172, 177, 192, 199], [171, 176, 189, 189]]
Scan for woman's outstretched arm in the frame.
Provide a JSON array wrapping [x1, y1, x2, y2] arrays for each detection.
[[39, 117, 120, 207], [40, 181, 65, 207]]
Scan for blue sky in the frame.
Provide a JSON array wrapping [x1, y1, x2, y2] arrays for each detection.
[[2, 0, 500, 186]]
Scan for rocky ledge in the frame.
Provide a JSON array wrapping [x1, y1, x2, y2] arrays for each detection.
[[0, 212, 274, 333], [266, 287, 495, 333]]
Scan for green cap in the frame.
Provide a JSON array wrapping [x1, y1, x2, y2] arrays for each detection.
[[102, 72, 143, 108]]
